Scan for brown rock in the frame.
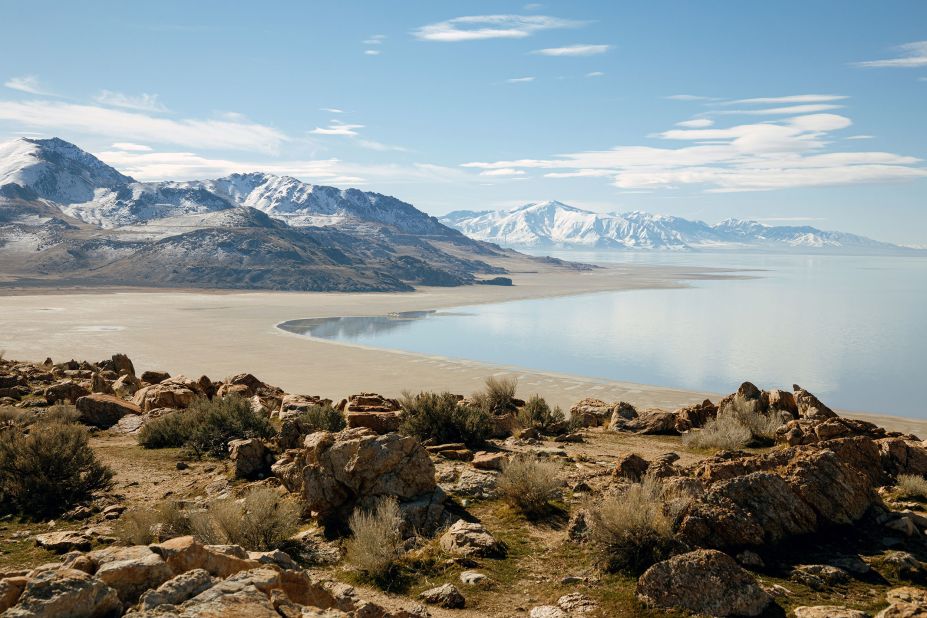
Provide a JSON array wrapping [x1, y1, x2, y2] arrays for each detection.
[[345, 411, 400, 434], [133, 379, 197, 412], [614, 453, 650, 482], [76, 393, 141, 428], [90, 545, 174, 605], [111, 353, 135, 377], [44, 380, 89, 404], [0, 577, 27, 613], [569, 398, 614, 427], [34, 531, 92, 553], [794, 385, 837, 420], [472, 451, 508, 471], [4, 568, 121, 618], [419, 583, 465, 609], [140, 370, 171, 384], [228, 438, 273, 479], [439, 520, 506, 558], [149, 536, 260, 578], [877, 586, 927, 618]]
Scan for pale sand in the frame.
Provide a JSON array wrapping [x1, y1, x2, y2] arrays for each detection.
[[1, 261, 924, 435]]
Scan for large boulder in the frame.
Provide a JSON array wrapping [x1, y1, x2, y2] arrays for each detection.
[[44, 380, 89, 404], [149, 537, 260, 578], [878, 437, 927, 478], [794, 384, 837, 420], [133, 378, 198, 412], [89, 545, 174, 606], [228, 438, 274, 479], [674, 399, 718, 431], [137, 568, 215, 610], [636, 549, 771, 616], [569, 398, 615, 427], [4, 568, 121, 618], [344, 392, 401, 434], [34, 531, 92, 553], [877, 586, 927, 618], [0, 576, 27, 613], [76, 393, 141, 428], [439, 520, 506, 558], [111, 353, 135, 377]]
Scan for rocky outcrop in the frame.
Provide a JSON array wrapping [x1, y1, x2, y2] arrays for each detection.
[[4, 568, 121, 618], [569, 398, 615, 427], [343, 392, 401, 434], [76, 393, 141, 428], [228, 438, 274, 479], [636, 549, 771, 616], [133, 378, 199, 413], [44, 380, 90, 404]]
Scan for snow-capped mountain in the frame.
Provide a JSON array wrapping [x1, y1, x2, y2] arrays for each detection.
[[441, 201, 910, 253], [0, 137, 526, 292]]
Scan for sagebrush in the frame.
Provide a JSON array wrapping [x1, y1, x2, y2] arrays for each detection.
[[517, 394, 566, 434], [471, 376, 518, 415], [498, 455, 562, 517], [138, 395, 275, 458], [345, 497, 405, 583], [399, 391, 492, 447], [897, 474, 927, 499], [682, 408, 781, 451], [295, 403, 346, 433]]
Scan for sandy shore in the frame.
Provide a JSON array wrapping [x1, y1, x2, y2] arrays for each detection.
[[1, 261, 924, 435]]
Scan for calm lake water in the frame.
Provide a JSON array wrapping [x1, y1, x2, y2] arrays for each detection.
[[279, 251, 927, 417]]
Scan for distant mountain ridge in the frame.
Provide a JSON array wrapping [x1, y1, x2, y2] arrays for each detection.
[[441, 200, 912, 253], [0, 137, 566, 292]]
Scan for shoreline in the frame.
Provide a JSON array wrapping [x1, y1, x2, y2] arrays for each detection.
[[1, 262, 924, 435]]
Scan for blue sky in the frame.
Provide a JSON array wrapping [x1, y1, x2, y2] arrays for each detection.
[[1, 1, 925, 244]]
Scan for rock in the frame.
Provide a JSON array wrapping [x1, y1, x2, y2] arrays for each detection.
[[112, 374, 142, 398], [111, 353, 135, 377], [879, 437, 927, 477], [440, 520, 506, 558], [886, 516, 919, 536], [567, 509, 588, 541], [877, 586, 927, 618], [471, 451, 507, 471], [794, 385, 837, 420], [489, 412, 517, 438], [44, 380, 89, 404], [791, 564, 850, 591], [419, 583, 464, 609], [140, 370, 171, 384], [459, 571, 488, 586], [768, 389, 798, 415], [0, 577, 27, 613], [75, 393, 141, 428], [636, 549, 771, 617], [133, 380, 197, 412], [149, 536, 259, 578], [344, 392, 400, 413], [138, 568, 215, 610], [248, 550, 300, 571], [737, 550, 765, 568], [90, 545, 174, 605], [606, 401, 639, 431], [90, 372, 113, 395], [116, 414, 145, 434], [34, 531, 92, 553], [554, 432, 583, 443], [278, 393, 331, 420], [625, 409, 679, 435], [674, 399, 718, 431], [294, 428, 444, 528], [4, 568, 121, 618], [557, 592, 596, 613], [829, 555, 871, 575], [794, 607, 867, 618], [569, 398, 613, 427], [450, 468, 498, 499], [228, 438, 273, 480], [529, 606, 567, 618], [878, 551, 925, 582], [613, 453, 650, 482], [345, 411, 401, 434]]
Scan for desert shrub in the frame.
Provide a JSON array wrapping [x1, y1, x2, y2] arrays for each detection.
[[0, 422, 113, 517], [138, 395, 275, 458], [0, 407, 22, 428], [682, 406, 781, 451], [201, 488, 301, 551], [0, 405, 79, 429], [296, 403, 346, 433], [41, 404, 81, 425], [517, 395, 566, 434], [345, 497, 405, 583], [896, 474, 927, 499], [399, 391, 492, 447], [472, 376, 518, 415], [498, 455, 562, 517], [587, 476, 675, 574], [116, 507, 162, 545]]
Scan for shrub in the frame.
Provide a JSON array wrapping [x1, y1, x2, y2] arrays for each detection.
[[399, 391, 492, 447], [203, 488, 301, 551], [41, 404, 81, 425], [897, 474, 927, 499], [138, 395, 275, 458], [116, 507, 162, 545], [472, 376, 518, 415], [345, 497, 405, 583], [682, 407, 781, 451], [587, 476, 675, 574], [0, 422, 113, 517], [296, 403, 346, 433], [517, 395, 566, 434], [0, 405, 79, 429], [498, 455, 562, 517]]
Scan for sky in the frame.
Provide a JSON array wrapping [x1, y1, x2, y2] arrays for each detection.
[[0, 1, 925, 245]]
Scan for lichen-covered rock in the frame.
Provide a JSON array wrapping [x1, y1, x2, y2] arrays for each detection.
[[137, 568, 215, 610], [4, 568, 121, 618], [794, 607, 867, 618], [34, 531, 92, 553], [419, 583, 464, 609], [89, 545, 174, 605], [228, 438, 273, 480], [149, 536, 260, 578], [133, 379, 197, 412], [877, 586, 927, 618], [636, 549, 771, 617], [439, 520, 506, 558]]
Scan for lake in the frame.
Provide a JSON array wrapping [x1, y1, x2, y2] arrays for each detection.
[[279, 251, 927, 418]]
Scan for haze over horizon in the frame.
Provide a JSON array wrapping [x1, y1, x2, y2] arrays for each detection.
[[1, 1, 925, 244]]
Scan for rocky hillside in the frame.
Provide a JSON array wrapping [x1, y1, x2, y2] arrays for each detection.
[[0, 137, 564, 291], [1, 353, 926, 616], [442, 200, 913, 253]]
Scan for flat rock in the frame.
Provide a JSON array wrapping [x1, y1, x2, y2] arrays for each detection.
[[34, 531, 92, 553], [419, 583, 465, 609]]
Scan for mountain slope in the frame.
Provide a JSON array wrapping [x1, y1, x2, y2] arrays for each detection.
[[441, 201, 910, 253], [0, 137, 531, 292]]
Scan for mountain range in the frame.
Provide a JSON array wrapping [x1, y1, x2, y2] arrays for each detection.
[[0, 138, 574, 292], [441, 201, 914, 253]]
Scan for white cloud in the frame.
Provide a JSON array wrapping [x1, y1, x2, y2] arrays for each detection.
[[462, 110, 926, 192], [712, 103, 843, 116], [854, 41, 927, 68], [723, 94, 848, 105], [4, 75, 57, 96], [665, 94, 715, 101], [111, 142, 152, 152], [320, 107, 344, 114], [95, 90, 168, 112], [480, 168, 525, 176], [0, 99, 288, 153], [585, 71, 605, 78], [506, 76, 535, 83], [413, 15, 582, 42], [310, 121, 363, 136], [363, 34, 386, 45], [846, 135, 874, 140], [676, 118, 714, 128], [533, 44, 610, 57], [364, 49, 381, 56]]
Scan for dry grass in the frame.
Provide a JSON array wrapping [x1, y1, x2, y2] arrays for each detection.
[[472, 376, 518, 415], [896, 474, 927, 499], [345, 497, 405, 582], [497, 455, 562, 517], [683, 407, 781, 451], [115, 507, 162, 545], [204, 488, 301, 551], [587, 476, 676, 575]]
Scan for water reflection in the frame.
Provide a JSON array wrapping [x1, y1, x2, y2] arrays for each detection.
[[279, 311, 442, 340]]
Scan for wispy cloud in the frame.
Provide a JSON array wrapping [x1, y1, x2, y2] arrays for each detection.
[[846, 134, 874, 140], [364, 50, 381, 56], [95, 90, 168, 112], [585, 71, 605, 78], [533, 44, 610, 57], [854, 41, 927, 68], [320, 107, 344, 114], [712, 103, 844, 116], [310, 120, 363, 136], [110, 142, 152, 152], [506, 76, 535, 83], [363, 34, 386, 45], [480, 168, 525, 177], [413, 15, 582, 42], [676, 118, 714, 128], [665, 94, 715, 101], [723, 94, 848, 105], [4, 75, 58, 96], [0, 99, 288, 153]]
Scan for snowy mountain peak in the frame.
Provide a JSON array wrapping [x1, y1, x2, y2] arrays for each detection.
[[440, 200, 909, 253]]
